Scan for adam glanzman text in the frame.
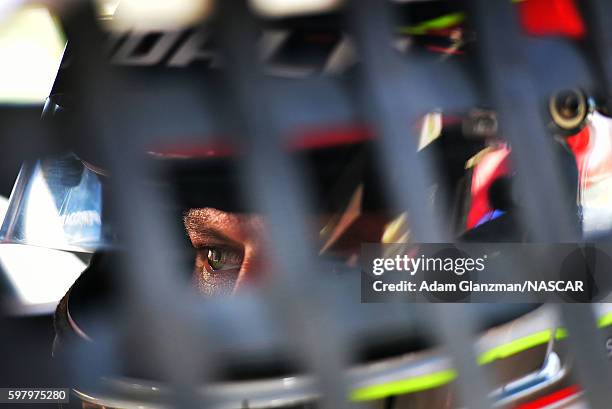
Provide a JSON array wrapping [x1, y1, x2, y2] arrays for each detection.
[[372, 280, 584, 293]]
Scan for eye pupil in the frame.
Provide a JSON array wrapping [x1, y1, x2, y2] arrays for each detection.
[[207, 249, 224, 270], [203, 247, 243, 273], [209, 249, 221, 262]]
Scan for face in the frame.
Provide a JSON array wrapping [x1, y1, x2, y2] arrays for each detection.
[[184, 208, 267, 296], [184, 206, 390, 296]]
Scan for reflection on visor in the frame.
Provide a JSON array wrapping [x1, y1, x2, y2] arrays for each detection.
[[0, 154, 105, 253]]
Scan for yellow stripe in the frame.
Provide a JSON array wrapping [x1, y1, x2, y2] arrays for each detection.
[[352, 327, 560, 400], [555, 312, 612, 340], [479, 312, 612, 364], [351, 332, 550, 401], [350, 370, 457, 401], [398, 0, 527, 36], [352, 314, 612, 401], [477, 330, 552, 365], [398, 13, 465, 36], [598, 312, 612, 329]]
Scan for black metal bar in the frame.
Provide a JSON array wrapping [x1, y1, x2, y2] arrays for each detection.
[[560, 304, 612, 409], [580, 0, 612, 110], [347, 2, 493, 408], [430, 303, 495, 409], [56, 3, 209, 407], [347, 0, 447, 243], [213, 2, 352, 409], [466, 0, 581, 243]]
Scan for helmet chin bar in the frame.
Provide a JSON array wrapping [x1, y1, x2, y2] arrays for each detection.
[[69, 305, 612, 409]]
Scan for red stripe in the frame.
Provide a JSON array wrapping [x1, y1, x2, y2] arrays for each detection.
[[422, 27, 463, 37], [148, 111, 470, 159], [518, 0, 586, 39], [425, 45, 465, 55], [150, 140, 238, 158], [289, 123, 373, 150], [515, 385, 580, 409], [149, 123, 376, 158]]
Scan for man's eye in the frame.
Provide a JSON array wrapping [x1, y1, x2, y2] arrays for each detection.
[[205, 247, 243, 272]]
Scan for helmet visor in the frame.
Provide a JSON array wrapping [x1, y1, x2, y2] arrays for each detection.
[[0, 154, 106, 253]]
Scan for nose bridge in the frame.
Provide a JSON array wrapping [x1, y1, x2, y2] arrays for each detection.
[[232, 243, 266, 294]]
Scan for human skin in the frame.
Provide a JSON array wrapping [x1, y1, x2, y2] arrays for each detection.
[[183, 207, 389, 295], [184, 207, 267, 296]]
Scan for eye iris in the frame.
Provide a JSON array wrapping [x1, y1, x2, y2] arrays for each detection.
[[203, 247, 244, 273], [207, 248, 225, 271]]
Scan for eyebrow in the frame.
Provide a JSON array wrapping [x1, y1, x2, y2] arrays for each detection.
[[183, 221, 243, 248]]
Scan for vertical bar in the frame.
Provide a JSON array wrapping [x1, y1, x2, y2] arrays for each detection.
[[346, 0, 446, 243], [347, 2, 492, 408], [580, 0, 612, 108], [575, 10, 612, 403], [466, 0, 580, 243], [56, 3, 208, 407], [430, 304, 494, 409], [468, 1, 612, 408], [213, 2, 351, 409], [560, 304, 612, 409]]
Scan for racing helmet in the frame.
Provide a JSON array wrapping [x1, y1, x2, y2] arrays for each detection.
[[0, 1, 595, 408]]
